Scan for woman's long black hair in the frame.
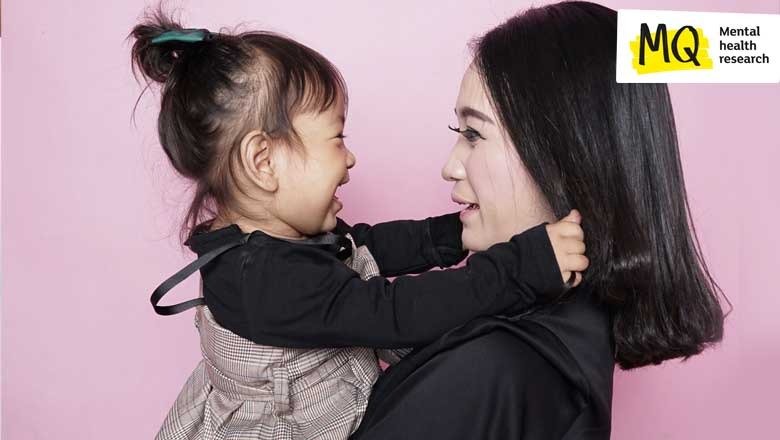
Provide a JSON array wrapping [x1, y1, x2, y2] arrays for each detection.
[[473, 1, 727, 369]]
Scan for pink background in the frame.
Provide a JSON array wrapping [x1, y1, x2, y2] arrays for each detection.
[[2, 0, 779, 438]]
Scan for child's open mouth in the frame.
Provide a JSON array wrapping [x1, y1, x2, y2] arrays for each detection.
[[332, 193, 343, 212]]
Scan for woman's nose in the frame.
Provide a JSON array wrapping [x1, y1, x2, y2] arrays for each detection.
[[441, 150, 466, 182]]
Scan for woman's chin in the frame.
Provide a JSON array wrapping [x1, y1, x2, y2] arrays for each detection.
[[461, 229, 489, 253]]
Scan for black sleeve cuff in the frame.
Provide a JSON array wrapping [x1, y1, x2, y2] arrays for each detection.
[[426, 212, 468, 267], [333, 217, 352, 235], [509, 222, 565, 300]]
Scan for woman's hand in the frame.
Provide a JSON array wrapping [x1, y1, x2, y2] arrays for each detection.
[[545, 210, 588, 288]]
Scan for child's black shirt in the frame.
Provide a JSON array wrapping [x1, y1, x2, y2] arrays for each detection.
[[182, 213, 563, 349]]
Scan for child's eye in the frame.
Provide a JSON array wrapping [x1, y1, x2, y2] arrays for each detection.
[[334, 133, 348, 146], [447, 124, 485, 143], [332, 133, 347, 147]]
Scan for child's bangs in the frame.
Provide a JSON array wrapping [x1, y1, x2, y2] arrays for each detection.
[[289, 61, 348, 116]]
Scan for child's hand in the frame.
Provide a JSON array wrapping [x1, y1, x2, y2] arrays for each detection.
[[545, 209, 588, 288]]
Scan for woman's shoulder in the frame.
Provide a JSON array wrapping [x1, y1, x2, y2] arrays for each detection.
[[518, 291, 615, 429], [523, 291, 614, 367]]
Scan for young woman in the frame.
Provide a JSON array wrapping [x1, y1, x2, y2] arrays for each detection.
[[350, 2, 726, 439]]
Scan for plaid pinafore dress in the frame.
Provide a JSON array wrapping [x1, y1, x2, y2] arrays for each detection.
[[151, 232, 406, 440]]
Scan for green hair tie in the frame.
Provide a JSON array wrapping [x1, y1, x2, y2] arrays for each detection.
[[151, 29, 212, 45]]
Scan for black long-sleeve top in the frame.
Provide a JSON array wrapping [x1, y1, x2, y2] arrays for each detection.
[[182, 213, 564, 349]]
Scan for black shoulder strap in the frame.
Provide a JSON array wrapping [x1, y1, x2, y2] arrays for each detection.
[[150, 234, 250, 316], [307, 232, 353, 260], [151, 230, 352, 316]]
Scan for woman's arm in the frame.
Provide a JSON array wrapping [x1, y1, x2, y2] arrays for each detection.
[[334, 213, 468, 277], [240, 223, 564, 349]]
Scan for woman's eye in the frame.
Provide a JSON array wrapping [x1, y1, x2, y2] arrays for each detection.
[[448, 124, 485, 144], [463, 129, 483, 143]]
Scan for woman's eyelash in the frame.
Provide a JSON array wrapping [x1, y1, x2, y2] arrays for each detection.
[[336, 133, 347, 139], [447, 124, 485, 142]]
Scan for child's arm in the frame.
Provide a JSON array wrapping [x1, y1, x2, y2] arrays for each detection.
[[234, 217, 586, 349], [333, 212, 467, 277], [333, 213, 464, 364]]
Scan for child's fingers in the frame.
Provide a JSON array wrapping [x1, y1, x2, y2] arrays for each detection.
[[561, 209, 581, 225], [570, 272, 583, 288], [565, 254, 589, 272], [562, 270, 583, 288], [563, 238, 586, 255], [556, 222, 584, 240]]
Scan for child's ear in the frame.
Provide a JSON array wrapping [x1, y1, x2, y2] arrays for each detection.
[[240, 130, 278, 193]]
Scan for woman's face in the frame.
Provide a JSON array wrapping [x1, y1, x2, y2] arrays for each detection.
[[442, 66, 554, 251]]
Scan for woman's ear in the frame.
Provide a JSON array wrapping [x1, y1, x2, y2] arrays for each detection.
[[240, 130, 278, 193]]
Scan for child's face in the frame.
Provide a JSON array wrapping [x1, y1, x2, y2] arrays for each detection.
[[441, 66, 553, 251], [272, 96, 356, 236]]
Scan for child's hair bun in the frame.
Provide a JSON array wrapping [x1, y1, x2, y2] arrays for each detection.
[[129, 7, 349, 242], [130, 9, 192, 84]]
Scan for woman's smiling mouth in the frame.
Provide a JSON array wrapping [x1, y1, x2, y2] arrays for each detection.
[[452, 193, 480, 220]]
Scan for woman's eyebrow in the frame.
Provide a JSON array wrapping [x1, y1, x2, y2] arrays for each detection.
[[455, 107, 494, 125]]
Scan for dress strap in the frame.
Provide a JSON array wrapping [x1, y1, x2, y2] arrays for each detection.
[[298, 232, 353, 260], [150, 234, 251, 315]]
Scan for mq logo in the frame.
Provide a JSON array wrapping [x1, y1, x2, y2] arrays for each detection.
[[630, 23, 714, 74]]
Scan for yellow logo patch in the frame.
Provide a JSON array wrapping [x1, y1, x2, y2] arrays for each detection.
[[630, 24, 714, 74]]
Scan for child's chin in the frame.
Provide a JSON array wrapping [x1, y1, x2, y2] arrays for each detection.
[[322, 215, 338, 233]]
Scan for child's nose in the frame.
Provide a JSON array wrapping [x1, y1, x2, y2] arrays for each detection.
[[346, 148, 357, 169]]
